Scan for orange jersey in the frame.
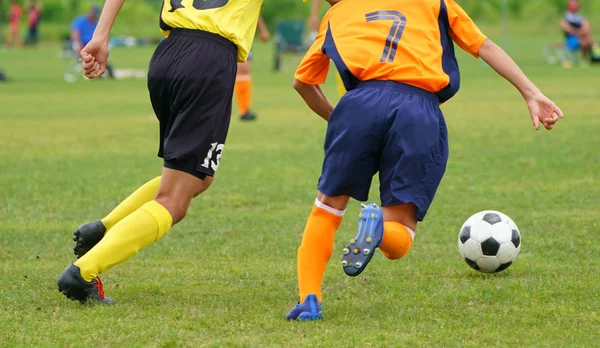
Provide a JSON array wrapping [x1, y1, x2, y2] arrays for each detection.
[[295, 0, 487, 102]]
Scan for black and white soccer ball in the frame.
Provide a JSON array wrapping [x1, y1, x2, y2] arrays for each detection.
[[458, 210, 521, 273]]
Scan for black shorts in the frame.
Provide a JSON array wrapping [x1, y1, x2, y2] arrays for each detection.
[[148, 29, 238, 179]]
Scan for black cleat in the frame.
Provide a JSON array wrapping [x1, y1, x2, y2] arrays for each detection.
[[240, 111, 257, 121], [57, 264, 114, 304], [73, 220, 106, 258]]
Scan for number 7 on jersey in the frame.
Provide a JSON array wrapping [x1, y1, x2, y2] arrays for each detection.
[[365, 11, 407, 63]]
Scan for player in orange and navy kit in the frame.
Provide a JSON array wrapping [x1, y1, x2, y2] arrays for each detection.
[[57, 0, 264, 304], [287, 0, 563, 321]]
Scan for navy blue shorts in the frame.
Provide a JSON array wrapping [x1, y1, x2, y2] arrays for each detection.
[[318, 81, 449, 221]]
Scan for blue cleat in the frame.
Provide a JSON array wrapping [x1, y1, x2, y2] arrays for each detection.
[[342, 203, 384, 277], [286, 294, 322, 321]]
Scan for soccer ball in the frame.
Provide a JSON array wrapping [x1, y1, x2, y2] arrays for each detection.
[[457, 210, 521, 273]]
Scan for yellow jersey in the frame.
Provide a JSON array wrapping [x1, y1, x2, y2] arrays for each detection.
[[159, 0, 263, 62]]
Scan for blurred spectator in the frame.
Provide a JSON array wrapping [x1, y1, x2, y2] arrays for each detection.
[[70, 5, 99, 52], [24, 1, 42, 46], [8, 0, 23, 48], [560, 0, 598, 62]]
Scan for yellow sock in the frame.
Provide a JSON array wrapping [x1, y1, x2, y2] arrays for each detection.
[[297, 199, 344, 303], [101, 176, 161, 231], [379, 221, 415, 260], [75, 200, 172, 281], [234, 74, 252, 115], [336, 73, 346, 97]]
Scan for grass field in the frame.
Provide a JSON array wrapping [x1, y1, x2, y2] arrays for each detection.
[[1, 30, 599, 347]]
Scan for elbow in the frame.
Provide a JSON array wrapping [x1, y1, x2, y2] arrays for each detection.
[[477, 38, 494, 58], [293, 78, 304, 91]]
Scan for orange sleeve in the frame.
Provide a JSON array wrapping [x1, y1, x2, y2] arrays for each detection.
[[294, 14, 331, 85], [446, 0, 487, 58]]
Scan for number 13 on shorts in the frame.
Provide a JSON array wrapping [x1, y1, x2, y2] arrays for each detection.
[[201, 142, 224, 171]]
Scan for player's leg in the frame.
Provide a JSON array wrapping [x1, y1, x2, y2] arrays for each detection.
[[378, 86, 449, 262], [287, 87, 382, 320], [58, 29, 238, 304], [286, 193, 349, 321], [235, 54, 255, 121], [578, 22, 597, 61], [378, 204, 417, 260]]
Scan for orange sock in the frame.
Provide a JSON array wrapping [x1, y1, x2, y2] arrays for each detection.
[[379, 221, 415, 260], [297, 199, 345, 303], [234, 74, 252, 115]]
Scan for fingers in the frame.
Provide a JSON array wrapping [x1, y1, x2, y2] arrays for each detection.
[[555, 105, 564, 119], [543, 121, 555, 130], [83, 61, 100, 79], [81, 56, 96, 71], [532, 114, 540, 130], [80, 50, 92, 62], [97, 62, 106, 78]]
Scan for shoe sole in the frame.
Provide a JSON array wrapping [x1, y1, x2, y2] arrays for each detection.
[[342, 203, 383, 277], [73, 221, 105, 258]]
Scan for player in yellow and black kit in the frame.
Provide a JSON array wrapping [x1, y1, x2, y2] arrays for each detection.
[[57, 0, 264, 304]]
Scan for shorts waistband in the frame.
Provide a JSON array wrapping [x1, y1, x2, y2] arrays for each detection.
[[169, 28, 237, 52], [357, 81, 439, 104]]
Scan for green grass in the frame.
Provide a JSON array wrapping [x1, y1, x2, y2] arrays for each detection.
[[1, 32, 599, 347]]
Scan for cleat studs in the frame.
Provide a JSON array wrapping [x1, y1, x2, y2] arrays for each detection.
[[355, 262, 363, 268], [358, 213, 363, 218], [370, 213, 375, 218], [361, 204, 366, 209], [350, 239, 355, 244], [343, 248, 350, 255], [342, 260, 348, 267], [366, 237, 372, 243], [363, 249, 370, 255], [353, 248, 360, 254]]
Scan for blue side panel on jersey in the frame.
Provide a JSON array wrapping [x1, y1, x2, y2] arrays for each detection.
[[322, 23, 360, 92], [436, 0, 460, 103]]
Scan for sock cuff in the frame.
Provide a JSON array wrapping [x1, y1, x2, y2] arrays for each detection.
[[314, 198, 346, 217], [141, 200, 173, 237], [384, 221, 415, 241]]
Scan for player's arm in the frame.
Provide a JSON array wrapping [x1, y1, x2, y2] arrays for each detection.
[[446, 0, 563, 131], [478, 40, 563, 130], [79, 0, 126, 78], [293, 15, 333, 121], [91, 0, 126, 42], [257, 14, 270, 42], [308, 0, 323, 31], [293, 80, 333, 121]]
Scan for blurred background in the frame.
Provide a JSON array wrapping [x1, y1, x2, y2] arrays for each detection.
[[0, 0, 599, 51]]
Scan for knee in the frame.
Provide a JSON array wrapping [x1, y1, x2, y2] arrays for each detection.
[[193, 176, 214, 197], [154, 193, 189, 223], [316, 192, 349, 212]]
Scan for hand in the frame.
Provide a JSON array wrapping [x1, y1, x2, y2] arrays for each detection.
[[80, 38, 109, 79], [260, 30, 270, 42], [527, 94, 564, 130]]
